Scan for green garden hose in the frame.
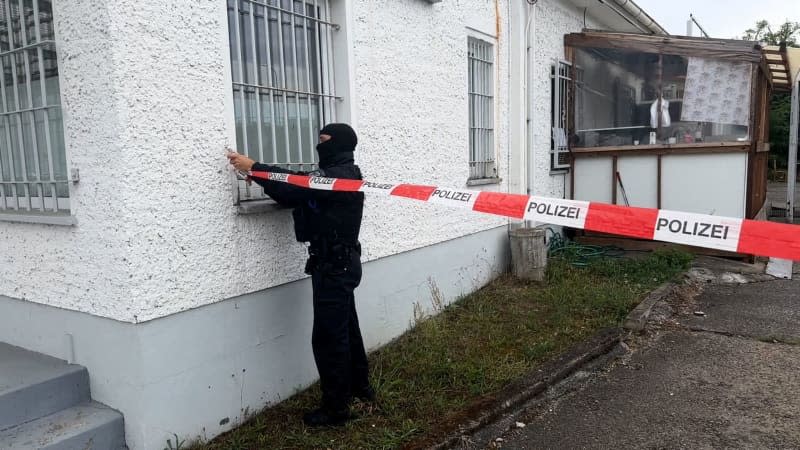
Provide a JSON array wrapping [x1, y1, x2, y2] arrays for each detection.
[[545, 227, 625, 267]]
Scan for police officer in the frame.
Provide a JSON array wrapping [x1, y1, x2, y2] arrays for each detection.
[[226, 123, 373, 426]]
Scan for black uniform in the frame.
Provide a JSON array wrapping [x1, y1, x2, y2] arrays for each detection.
[[251, 124, 370, 424]]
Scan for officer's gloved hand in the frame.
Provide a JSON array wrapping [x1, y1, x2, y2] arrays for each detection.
[[226, 150, 256, 172]]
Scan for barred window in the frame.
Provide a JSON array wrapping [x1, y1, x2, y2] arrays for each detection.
[[0, 0, 68, 217], [467, 37, 495, 181], [551, 60, 572, 171], [227, 0, 338, 201]]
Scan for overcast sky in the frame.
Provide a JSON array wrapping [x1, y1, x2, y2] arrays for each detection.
[[634, 0, 799, 39]]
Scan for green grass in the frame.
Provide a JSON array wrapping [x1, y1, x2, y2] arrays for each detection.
[[191, 249, 691, 450]]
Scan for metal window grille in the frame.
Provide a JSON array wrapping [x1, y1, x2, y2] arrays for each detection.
[[227, 0, 338, 201], [468, 37, 495, 180], [0, 0, 68, 215], [551, 59, 571, 171]]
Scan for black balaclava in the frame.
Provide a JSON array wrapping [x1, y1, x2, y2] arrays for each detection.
[[317, 123, 357, 169]]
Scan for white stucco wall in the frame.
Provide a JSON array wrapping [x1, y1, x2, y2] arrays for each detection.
[[0, 2, 137, 319], [351, 0, 510, 269], [0, 0, 511, 323], [528, 0, 601, 199]]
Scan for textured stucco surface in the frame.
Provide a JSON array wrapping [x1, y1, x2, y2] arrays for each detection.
[[0, 226, 508, 450], [0, 2, 136, 317], [351, 0, 511, 267], [0, 1, 633, 449], [0, 0, 510, 323]]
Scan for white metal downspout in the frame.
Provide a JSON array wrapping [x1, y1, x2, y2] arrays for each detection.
[[521, 1, 537, 229], [525, 1, 536, 196], [788, 75, 799, 223], [507, 0, 512, 196]]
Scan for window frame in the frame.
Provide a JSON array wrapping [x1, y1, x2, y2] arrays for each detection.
[[467, 35, 498, 183], [226, 0, 340, 204], [550, 59, 572, 172], [564, 32, 761, 157], [0, 0, 72, 224]]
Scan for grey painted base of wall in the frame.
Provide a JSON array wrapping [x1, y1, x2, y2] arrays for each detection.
[[0, 226, 509, 450]]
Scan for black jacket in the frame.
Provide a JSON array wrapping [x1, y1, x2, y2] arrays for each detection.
[[251, 162, 364, 247]]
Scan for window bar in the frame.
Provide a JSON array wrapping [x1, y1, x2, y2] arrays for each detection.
[[489, 50, 494, 175], [0, 55, 16, 210], [19, 0, 46, 211], [563, 66, 569, 157], [301, 1, 315, 168], [232, 0, 253, 201], [488, 50, 493, 176], [0, 39, 55, 58], [483, 44, 489, 178], [0, 103, 57, 117], [275, 2, 292, 168], [478, 43, 485, 178], [312, 0, 326, 153], [232, 0, 249, 156], [468, 42, 473, 178], [261, 4, 278, 165], [231, 81, 338, 99], [473, 52, 477, 178], [487, 44, 491, 176], [479, 42, 484, 178], [552, 64, 558, 161], [473, 42, 479, 178], [469, 41, 475, 178], [244, 0, 338, 30], [5, 3, 31, 210], [247, 1, 265, 165], [470, 41, 476, 178], [477, 42, 482, 178], [323, 0, 336, 128], [488, 46, 494, 176], [471, 41, 476, 178], [33, 0, 58, 211], [486, 46, 499, 172], [288, 1, 304, 170]]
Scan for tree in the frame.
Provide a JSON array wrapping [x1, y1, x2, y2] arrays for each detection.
[[742, 20, 799, 170], [770, 93, 792, 168], [743, 20, 800, 46]]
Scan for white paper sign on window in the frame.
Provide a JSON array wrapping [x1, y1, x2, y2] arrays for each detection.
[[680, 57, 752, 126]]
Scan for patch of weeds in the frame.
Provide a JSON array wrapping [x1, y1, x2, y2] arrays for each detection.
[[192, 250, 691, 450], [164, 434, 186, 450], [756, 335, 800, 346]]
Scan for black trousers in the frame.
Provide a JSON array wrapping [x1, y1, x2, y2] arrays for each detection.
[[310, 249, 369, 410]]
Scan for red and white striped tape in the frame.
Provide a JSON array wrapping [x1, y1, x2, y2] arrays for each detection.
[[249, 171, 800, 261]]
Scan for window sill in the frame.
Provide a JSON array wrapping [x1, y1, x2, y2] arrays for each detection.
[[0, 211, 76, 226], [466, 177, 502, 186], [549, 169, 570, 175], [571, 141, 751, 156], [236, 199, 290, 215]]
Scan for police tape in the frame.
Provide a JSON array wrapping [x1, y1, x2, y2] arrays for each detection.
[[248, 170, 800, 261]]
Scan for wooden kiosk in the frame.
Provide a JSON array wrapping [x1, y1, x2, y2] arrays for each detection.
[[563, 31, 777, 220]]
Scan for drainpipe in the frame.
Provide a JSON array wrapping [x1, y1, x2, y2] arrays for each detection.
[[522, 0, 537, 229], [600, 0, 669, 35], [525, 1, 536, 197], [788, 75, 799, 223]]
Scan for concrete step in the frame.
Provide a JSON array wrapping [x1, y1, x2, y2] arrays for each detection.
[[0, 343, 90, 431], [0, 401, 126, 450]]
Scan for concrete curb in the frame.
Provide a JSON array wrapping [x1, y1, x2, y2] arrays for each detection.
[[418, 328, 623, 450], [623, 282, 676, 332]]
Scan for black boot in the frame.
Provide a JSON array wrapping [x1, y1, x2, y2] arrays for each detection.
[[302, 407, 351, 427], [352, 385, 376, 402]]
